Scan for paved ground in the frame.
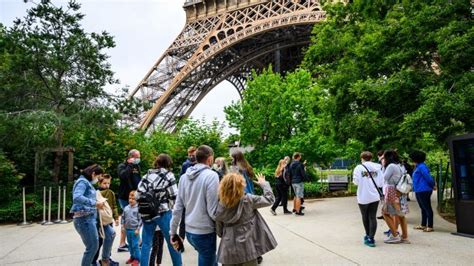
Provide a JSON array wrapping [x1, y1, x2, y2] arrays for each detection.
[[1, 194, 472, 265]]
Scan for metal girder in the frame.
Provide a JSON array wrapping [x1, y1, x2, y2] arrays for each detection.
[[130, 0, 326, 132]]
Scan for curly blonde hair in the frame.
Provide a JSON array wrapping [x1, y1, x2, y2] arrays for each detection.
[[219, 173, 246, 208]]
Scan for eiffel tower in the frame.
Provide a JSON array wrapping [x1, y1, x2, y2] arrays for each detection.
[[129, 0, 326, 132]]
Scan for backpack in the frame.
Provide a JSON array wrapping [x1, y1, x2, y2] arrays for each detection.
[[96, 190, 114, 238], [396, 167, 413, 194], [137, 170, 169, 220]]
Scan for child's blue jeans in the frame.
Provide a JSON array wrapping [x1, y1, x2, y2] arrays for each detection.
[[126, 228, 141, 261]]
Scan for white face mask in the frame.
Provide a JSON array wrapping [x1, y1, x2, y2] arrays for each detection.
[[133, 158, 141, 165], [91, 178, 98, 185]]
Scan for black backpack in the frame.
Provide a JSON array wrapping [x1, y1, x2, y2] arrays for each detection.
[[137, 170, 169, 220]]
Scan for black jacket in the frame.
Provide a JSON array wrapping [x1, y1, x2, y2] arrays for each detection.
[[117, 162, 141, 200], [289, 160, 306, 184]]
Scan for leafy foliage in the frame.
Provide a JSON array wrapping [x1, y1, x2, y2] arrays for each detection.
[[303, 0, 473, 152]]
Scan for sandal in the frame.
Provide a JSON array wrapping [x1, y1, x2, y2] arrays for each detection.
[[423, 227, 434, 232], [413, 225, 426, 230]]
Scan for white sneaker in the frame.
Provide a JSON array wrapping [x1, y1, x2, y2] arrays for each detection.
[[384, 233, 401, 244]]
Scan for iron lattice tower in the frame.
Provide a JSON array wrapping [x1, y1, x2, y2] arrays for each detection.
[[129, 0, 326, 132]]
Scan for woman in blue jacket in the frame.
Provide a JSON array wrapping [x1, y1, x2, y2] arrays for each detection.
[[70, 164, 104, 266], [409, 151, 435, 232]]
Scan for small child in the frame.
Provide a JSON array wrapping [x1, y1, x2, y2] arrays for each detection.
[[122, 190, 141, 266], [93, 174, 120, 265]]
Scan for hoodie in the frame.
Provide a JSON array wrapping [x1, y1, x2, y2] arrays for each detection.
[[353, 161, 384, 204], [170, 163, 219, 235]]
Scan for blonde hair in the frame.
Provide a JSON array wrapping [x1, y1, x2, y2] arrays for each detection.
[[274, 159, 286, 177], [219, 173, 246, 208]]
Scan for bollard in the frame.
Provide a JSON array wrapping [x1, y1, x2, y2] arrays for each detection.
[[54, 186, 62, 223], [17, 187, 32, 226], [43, 187, 54, 225], [37, 186, 47, 224], [60, 186, 70, 224]]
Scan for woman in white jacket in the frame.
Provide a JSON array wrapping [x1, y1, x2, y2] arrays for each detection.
[[353, 151, 383, 247]]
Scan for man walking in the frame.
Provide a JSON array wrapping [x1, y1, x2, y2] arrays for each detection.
[[290, 152, 306, 216], [117, 149, 141, 252], [170, 145, 219, 266]]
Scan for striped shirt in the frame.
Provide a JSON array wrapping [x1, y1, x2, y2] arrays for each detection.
[[136, 168, 178, 215]]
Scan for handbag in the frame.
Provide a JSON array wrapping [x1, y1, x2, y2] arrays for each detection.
[[396, 167, 413, 194]]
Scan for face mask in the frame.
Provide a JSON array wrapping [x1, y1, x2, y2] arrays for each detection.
[[133, 158, 141, 165], [189, 155, 196, 162], [91, 178, 98, 185]]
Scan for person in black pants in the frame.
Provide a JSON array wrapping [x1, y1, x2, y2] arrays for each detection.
[[270, 159, 292, 215], [410, 150, 435, 232], [353, 151, 384, 247], [149, 228, 164, 266]]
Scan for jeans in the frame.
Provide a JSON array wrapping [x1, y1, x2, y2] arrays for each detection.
[[74, 213, 99, 266], [358, 201, 379, 238], [272, 183, 289, 212], [141, 211, 182, 266], [416, 191, 434, 227], [126, 229, 141, 260], [93, 223, 116, 262], [186, 232, 217, 266]]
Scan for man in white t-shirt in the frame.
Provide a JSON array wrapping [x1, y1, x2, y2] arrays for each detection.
[[353, 151, 383, 247]]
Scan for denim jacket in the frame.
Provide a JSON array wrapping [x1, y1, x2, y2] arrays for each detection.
[[70, 175, 97, 214]]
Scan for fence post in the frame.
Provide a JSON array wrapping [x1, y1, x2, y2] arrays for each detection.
[[17, 187, 32, 226], [437, 160, 443, 208], [43, 187, 54, 225], [60, 186, 70, 224], [54, 186, 61, 223], [38, 186, 47, 224]]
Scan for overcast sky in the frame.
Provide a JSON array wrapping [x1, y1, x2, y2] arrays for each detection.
[[0, 0, 240, 135]]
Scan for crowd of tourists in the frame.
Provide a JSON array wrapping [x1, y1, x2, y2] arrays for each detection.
[[353, 149, 435, 247], [72, 145, 310, 266], [70, 144, 435, 266]]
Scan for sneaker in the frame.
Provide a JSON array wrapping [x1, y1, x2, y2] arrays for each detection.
[[384, 234, 401, 244], [384, 230, 391, 236], [283, 210, 293, 214], [295, 211, 305, 216], [363, 235, 369, 244], [257, 256, 263, 264], [131, 259, 139, 266], [126, 258, 134, 264], [270, 209, 277, 216], [301, 206, 305, 211], [365, 237, 375, 247], [292, 209, 297, 213], [117, 244, 129, 252]]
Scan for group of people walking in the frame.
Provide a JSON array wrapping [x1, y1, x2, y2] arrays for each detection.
[[353, 149, 436, 247], [71, 145, 278, 266]]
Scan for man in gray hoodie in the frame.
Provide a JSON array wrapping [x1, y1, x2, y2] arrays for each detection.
[[170, 145, 219, 266]]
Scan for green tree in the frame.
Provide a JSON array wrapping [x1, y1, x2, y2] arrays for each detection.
[[303, 0, 473, 152], [225, 68, 339, 166], [0, 0, 120, 182]]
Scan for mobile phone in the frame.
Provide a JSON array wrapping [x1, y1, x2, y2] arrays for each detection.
[[172, 235, 184, 253]]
